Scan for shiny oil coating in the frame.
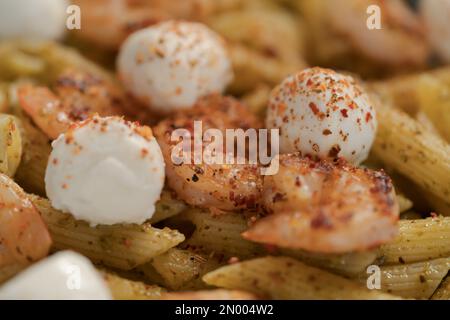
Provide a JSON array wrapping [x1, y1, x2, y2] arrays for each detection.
[[153, 94, 262, 212], [243, 154, 399, 253]]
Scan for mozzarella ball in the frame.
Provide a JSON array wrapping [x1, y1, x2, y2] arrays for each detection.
[[421, 0, 450, 63], [266, 67, 377, 164], [0, 251, 111, 300], [0, 0, 68, 40], [45, 116, 165, 226], [117, 20, 233, 113]]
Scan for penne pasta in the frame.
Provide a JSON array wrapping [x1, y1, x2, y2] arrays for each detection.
[[0, 114, 22, 177], [166, 208, 378, 276], [378, 217, 450, 265], [165, 208, 266, 259], [431, 276, 450, 300], [100, 270, 166, 300], [356, 258, 450, 299], [31, 195, 185, 270], [397, 194, 414, 214], [280, 249, 377, 277], [203, 256, 400, 300], [140, 248, 224, 290], [13, 109, 51, 196], [148, 190, 187, 225], [370, 67, 450, 142], [372, 103, 450, 207], [226, 43, 304, 94]]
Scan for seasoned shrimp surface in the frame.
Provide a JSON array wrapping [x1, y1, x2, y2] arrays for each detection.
[[0, 174, 51, 268], [328, 0, 428, 67], [73, 0, 240, 49], [18, 69, 128, 139], [243, 154, 399, 253], [153, 94, 263, 212]]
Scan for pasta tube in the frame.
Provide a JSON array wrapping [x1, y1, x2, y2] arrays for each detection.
[[141, 248, 224, 290], [31, 195, 185, 270], [357, 258, 450, 299], [203, 256, 400, 300], [100, 270, 165, 300], [372, 103, 450, 205], [379, 217, 450, 265], [432, 276, 450, 300], [0, 114, 22, 177]]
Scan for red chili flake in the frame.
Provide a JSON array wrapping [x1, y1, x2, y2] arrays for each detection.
[[62, 183, 68, 189], [328, 145, 341, 158], [52, 158, 59, 165], [309, 102, 320, 115], [348, 101, 358, 109], [365, 112, 373, 123], [323, 129, 332, 136], [340, 109, 348, 118], [141, 148, 149, 157], [277, 102, 287, 116]]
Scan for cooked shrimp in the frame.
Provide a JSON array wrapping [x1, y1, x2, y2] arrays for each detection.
[[0, 174, 51, 268], [328, 0, 428, 67], [73, 0, 240, 49], [18, 68, 128, 139], [153, 94, 263, 212], [243, 154, 399, 253]]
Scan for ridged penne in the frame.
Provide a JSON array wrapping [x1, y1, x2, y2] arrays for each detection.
[[139, 248, 224, 290], [31, 195, 185, 270], [372, 103, 450, 207], [357, 258, 450, 299], [13, 109, 51, 196], [166, 208, 265, 259], [280, 249, 377, 277], [370, 67, 450, 142], [100, 270, 165, 300], [203, 256, 400, 300], [166, 208, 378, 276], [378, 217, 450, 265], [148, 191, 187, 225]]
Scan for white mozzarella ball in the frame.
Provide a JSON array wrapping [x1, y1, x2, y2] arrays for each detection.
[[0, 0, 68, 40], [45, 116, 165, 226], [421, 0, 450, 63], [266, 67, 377, 164], [0, 251, 111, 300], [117, 20, 233, 113]]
